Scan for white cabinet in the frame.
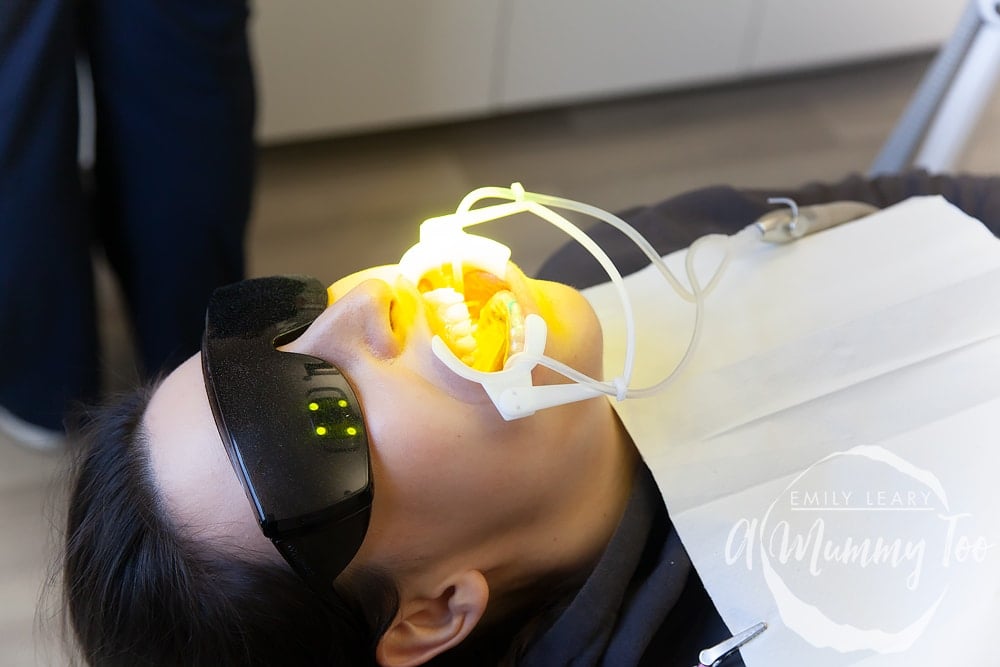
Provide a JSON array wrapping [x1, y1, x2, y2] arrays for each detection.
[[253, 1, 502, 142], [498, 0, 756, 108], [252, 1, 968, 143], [749, 0, 967, 72]]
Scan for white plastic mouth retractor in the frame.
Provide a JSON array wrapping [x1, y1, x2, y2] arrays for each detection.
[[397, 183, 750, 421]]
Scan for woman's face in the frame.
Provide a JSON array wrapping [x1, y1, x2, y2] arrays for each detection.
[[146, 262, 611, 575]]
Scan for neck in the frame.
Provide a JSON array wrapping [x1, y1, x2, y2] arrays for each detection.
[[486, 399, 637, 614]]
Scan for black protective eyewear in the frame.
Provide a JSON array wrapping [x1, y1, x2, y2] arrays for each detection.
[[201, 275, 372, 603]]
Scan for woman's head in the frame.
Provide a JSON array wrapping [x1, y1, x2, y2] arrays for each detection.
[[63, 385, 397, 666], [65, 263, 636, 665]]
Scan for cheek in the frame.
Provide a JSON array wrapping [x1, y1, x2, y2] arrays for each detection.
[[369, 393, 492, 490], [359, 395, 512, 558], [365, 374, 526, 499], [543, 289, 605, 379]]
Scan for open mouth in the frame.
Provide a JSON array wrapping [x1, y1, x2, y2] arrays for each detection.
[[417, 264, 525, 372]]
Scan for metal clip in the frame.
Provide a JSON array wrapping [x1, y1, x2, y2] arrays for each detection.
[[694, 621, 767, 667], [755, 198, 879, 244]]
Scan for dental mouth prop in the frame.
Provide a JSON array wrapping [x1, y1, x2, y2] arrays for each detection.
[[398, 184, 872, 420]]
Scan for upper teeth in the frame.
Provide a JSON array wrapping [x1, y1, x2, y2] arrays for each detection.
[[423, 287, 479, 362]]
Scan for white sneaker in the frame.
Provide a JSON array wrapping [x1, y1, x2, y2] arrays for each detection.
[[0, 404, 66, 453]]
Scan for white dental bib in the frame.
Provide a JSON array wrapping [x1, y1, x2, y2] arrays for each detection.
[[581, 197, 1000, 666]]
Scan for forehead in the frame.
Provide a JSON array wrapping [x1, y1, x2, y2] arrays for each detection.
[[144, 354, 277, 559]]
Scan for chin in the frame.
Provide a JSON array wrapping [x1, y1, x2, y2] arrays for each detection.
[[529, 278, 605, 381]]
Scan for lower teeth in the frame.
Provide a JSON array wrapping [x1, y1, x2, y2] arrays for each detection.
[[470, 290, 523, 372]]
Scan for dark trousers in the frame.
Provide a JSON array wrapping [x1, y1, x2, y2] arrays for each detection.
[[0, 0, 255, 430]]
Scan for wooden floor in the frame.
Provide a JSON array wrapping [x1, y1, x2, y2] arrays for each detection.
[[3, 53, 999, 665]]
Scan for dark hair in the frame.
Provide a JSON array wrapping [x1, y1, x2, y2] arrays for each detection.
[[63, 384, 398, 666]]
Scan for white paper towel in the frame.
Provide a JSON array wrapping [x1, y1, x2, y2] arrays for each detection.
[[583, 196, 1000, 666]]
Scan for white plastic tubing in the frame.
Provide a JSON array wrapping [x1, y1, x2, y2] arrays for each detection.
[[445, 183, 759, 411]]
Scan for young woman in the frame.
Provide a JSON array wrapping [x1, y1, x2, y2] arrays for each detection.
[[64, 172, 999, 666], [65, 254, 731, 666]]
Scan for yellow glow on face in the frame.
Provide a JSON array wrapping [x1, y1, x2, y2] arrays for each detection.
[[315, 426, 328, 436], [346, 426, 358, 436]]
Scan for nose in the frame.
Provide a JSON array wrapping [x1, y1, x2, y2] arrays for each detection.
[[283, 278, 405, 363], [327, 264, 403, 301]]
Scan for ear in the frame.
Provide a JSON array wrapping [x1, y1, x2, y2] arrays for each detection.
[[375, 570, 489, 667]]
